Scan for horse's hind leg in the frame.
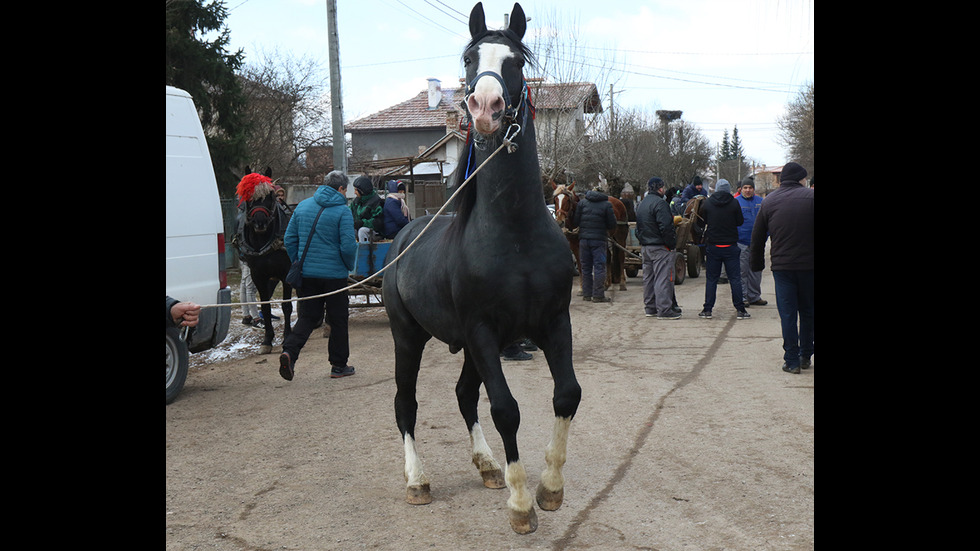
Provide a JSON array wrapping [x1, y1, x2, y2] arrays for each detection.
[[456, 352, 505, 489]]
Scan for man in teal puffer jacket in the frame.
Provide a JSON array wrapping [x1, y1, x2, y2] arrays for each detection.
[[280, 170, 358, 381]]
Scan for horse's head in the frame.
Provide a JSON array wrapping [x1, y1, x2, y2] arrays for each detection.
[[237, 172, 279, 236], [462, 2, 533, 136], [551, 182, 576, 227]]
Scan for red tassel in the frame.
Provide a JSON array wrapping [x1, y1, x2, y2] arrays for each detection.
[[236, 173, 273, 206]]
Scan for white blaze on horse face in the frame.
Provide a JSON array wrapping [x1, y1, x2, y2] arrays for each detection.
[[555, 194, 567, 221], [467, 42, 514, 135]]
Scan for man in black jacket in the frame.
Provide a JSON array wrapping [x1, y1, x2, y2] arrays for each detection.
[[697, 179, 749, 320], [635, 177, 680, 319], [750, 162, 814, 374], [571, 187, 617, 302]]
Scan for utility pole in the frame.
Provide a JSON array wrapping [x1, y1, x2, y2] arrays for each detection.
[[326, 0, 346, 174]]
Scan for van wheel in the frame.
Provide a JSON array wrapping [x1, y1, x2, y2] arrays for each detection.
[[166, 326, 189, 405]]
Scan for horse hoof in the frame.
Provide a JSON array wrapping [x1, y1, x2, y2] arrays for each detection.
[[481, 469, 506, 489], [406, 484, 432, 505], [259, 345, 272, 355], [535, 483, 564, 511], [508, 506, 538, 534]]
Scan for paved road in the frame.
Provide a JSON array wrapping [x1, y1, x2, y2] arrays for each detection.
[[166, 264, 814, 550]]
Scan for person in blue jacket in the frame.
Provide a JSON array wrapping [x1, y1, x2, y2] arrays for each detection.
[[735, 176, 767, 307], [279, 170, 358, 381], [382, 180, 411, 239]]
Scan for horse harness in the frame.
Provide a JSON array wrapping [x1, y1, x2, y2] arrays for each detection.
[[234, 201, 289, 258], [463, 70, 535, 156]]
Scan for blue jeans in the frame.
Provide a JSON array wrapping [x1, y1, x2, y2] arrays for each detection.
[[579, 238, 607, 298], [703, 244, 744, 311], [772, 270, 814, 367]]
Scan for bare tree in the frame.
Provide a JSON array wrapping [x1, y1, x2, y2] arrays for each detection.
[[237, 47, 332, 178], [583, 104, 712, 198], [777, 81, 814, 173], [522, 8, 622, 184]]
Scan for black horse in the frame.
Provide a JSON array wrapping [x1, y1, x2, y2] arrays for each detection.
[[382, 2, 580, 535], [234, 169, 293, 355]]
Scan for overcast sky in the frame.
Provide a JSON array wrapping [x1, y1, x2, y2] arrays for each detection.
[[222, 0, 813, 168]]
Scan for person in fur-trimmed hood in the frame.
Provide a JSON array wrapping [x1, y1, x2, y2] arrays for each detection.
[[382, 180, 411, 239]]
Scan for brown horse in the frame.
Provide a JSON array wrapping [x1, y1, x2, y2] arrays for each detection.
[[551, 181, 629, 291]]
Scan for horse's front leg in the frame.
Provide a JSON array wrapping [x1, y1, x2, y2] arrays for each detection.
[[533, 316, 581, 512], [468, 333, 537, 534], [392, 326, 432, 505], [258, 276, 276, 354], [456, 351, 505, 489], [281, 281, 293, 341]]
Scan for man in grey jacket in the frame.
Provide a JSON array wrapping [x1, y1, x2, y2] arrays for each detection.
[[750, 162, 814, 374], [635, 177, 679, 319]]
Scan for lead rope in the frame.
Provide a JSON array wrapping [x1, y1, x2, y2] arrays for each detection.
[[194, 129, 518, 311]]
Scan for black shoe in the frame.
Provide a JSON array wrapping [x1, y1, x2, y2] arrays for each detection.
[[330, 364, 355, 378], [718, 277, 728, 284], [782, 362, 801, 374], [582, 295, 593, 301], [749, 299, 768, 306], [657, 311, 681, 320], [592, 296, 611, 303], [698, 309, 712, 319], [242, 316, 253, 326], [520, 339, 538, 352], [736, 310, 751, 320], [279, 352, 294, 381], [502, 350, 533, 361], [801, 357, 812, 370]]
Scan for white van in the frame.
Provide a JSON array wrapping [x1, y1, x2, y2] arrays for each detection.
[[166, 85, 231, 403]]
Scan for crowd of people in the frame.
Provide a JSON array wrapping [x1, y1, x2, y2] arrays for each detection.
[[189, 161, 811, 383], [634, 162, 814, 374]]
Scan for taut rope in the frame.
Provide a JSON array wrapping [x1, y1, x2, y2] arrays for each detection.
[[194, 131, 517, 310]]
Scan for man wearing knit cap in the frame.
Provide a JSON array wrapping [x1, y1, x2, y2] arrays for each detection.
[[696, 179, 750, 320], [635, 177, 680, 319], [735, 176, 767, 307], [750, 162, 813, 374]]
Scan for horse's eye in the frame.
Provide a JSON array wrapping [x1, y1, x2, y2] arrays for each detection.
[[463, 56, 471, 66]]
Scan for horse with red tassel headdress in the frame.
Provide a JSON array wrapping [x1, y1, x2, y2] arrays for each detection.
[[232, 168, 294, 354]]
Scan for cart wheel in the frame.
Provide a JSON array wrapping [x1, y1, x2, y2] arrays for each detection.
[[674, 251, 686, 285], [687, 244, 702, 278]]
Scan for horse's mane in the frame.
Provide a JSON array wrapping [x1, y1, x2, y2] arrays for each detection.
[[445, 30, 536, 244]]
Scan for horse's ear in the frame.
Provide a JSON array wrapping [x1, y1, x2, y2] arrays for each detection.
[[245, 165, 252, 175], [550, 180, 556, 190], [264, 166, 272, 178], [568, 181, 575, 191], [508, 3, 526, 40], [469, 2, 486, 38]]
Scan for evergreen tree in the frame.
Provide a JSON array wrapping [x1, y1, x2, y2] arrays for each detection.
[[730, 125, 745, 161], [166, 0, 248, 198], [720, 129, 731, 160]]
